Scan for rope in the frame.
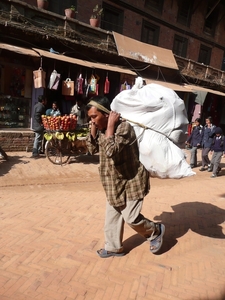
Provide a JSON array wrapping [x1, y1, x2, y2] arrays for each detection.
[[88, 100, 171, 141]]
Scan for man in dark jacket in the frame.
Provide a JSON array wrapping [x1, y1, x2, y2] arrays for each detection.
[[186, 118, 203, 168], [31, 95, 47, 158]]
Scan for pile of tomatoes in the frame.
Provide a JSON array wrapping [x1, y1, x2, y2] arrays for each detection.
[[41, 115, 77, 131]]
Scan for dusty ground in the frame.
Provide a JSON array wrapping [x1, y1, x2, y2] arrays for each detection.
[[0, 150, 225, 300]]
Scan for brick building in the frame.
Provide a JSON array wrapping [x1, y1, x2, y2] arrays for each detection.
[[41, 0, 225, 76]]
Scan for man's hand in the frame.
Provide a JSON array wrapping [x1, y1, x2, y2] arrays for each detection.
[[106, 111, 120, 137], [90, 121, 97, 139]]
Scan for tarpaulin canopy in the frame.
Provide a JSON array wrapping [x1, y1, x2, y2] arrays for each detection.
[[113, 32, 179, 70], [144, 79, 225, 103], [144, 79, 193, 93]]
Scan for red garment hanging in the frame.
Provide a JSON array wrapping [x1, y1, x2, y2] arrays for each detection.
[[104, 76, 110, 94]]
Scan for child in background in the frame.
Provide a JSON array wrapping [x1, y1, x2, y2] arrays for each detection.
[[185, 118, 203, 168], [208, 127, 225, 178]]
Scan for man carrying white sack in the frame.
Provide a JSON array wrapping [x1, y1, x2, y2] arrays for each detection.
[[86, 95, 165, 258]]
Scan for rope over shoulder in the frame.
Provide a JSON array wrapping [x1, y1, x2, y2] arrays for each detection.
[[88, 100, 171, 141]]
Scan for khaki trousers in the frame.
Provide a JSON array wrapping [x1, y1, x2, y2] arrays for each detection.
[[104, 199, 160, 253]]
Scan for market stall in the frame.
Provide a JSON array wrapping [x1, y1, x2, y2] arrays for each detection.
[[42, 114, 88, 165]]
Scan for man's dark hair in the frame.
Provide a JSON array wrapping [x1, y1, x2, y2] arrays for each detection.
[[206, 116, 212, 123], [38, 95, 45, 102], [87, 95, 111, 114]]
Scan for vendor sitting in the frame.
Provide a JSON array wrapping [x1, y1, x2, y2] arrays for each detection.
[[70, 98, 87, 127], [46, 101, 61, 117]]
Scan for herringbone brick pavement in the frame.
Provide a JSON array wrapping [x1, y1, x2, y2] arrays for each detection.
[[0, 151, 225, 300]]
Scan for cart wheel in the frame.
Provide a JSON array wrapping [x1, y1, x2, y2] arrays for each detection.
[[45, 139, 71, 165], [0, 146, 8, 160]]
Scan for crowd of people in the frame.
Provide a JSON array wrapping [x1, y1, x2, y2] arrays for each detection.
[[186, 116, 225, 178]]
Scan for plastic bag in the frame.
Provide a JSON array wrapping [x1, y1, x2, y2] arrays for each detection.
[[76, 73, 84, 95], [89, 75, 97, 94], [48, 69, 61, 90], [33, 67, 46, 88]]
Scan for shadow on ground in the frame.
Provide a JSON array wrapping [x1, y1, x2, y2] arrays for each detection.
[[193, 290, 225, 300], [0, 155, 30, 177], [153, 201, 225, 254], [69, 154, 99, 165], [122, 201, 225, 255]]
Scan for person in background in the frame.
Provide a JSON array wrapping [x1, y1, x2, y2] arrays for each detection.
[[199, 116, 216, 171], [46, 101, 61, 117], [86, 95, 165, 258], [31, 95, 47, 158], [208, 127, 225, 178], [70, 97, 88, 128], [185, 118, 203, 168]]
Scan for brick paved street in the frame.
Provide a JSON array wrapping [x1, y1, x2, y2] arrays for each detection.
[[0, 151, 225, 300]]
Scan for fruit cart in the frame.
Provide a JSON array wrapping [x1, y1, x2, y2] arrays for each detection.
[[42, 115, 88, 165]]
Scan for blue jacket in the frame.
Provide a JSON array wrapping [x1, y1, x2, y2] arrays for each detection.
[[187, 125, 203, 147], [210, 135, 225, 153], [201, 125, 216, 148]]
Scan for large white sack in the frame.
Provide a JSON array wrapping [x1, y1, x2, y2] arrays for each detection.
[[111, 82, 188, 146], [133, 127, 194, 178], [111, 80, 195, 178]]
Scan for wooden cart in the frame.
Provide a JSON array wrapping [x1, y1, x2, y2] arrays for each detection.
[[44, 128, 88, 165]]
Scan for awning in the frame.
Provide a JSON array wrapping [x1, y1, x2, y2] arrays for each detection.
[[113, 32, 179, 71], [0, 43, 136, 76], [144, 79, 225, 102], [184, 84, 225, 105], [144, 79, 193, 93]]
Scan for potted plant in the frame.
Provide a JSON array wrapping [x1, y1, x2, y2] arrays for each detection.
[[65, 5, 78, 19], [37, 0, 49, 9], [90, 4, 103, 27]]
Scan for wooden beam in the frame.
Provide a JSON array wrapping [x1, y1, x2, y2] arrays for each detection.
[[205, 0, 221, 19]]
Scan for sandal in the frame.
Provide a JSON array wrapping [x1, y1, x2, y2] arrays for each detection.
[[150, 224, 165, 254], [96, 248, 125, 258]]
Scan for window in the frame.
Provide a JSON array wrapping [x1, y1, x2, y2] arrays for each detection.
[[145, 0, 164, 13], [49, 0, 76, 15], [101, 3, 124, 33], [141, 20, 160, 46], [198, 45, 211, 65], [204, 1, 219, 36], [173, 35, 188, 58], [177, 0, 193, 26]]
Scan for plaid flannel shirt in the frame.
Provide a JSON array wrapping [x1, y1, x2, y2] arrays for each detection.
[[86, 121, 150, 207]]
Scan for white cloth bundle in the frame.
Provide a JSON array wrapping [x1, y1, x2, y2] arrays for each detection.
[[111, 78, 195, 179]]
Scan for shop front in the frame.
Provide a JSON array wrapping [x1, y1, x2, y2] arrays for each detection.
[[0, 43, 137, 151]]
